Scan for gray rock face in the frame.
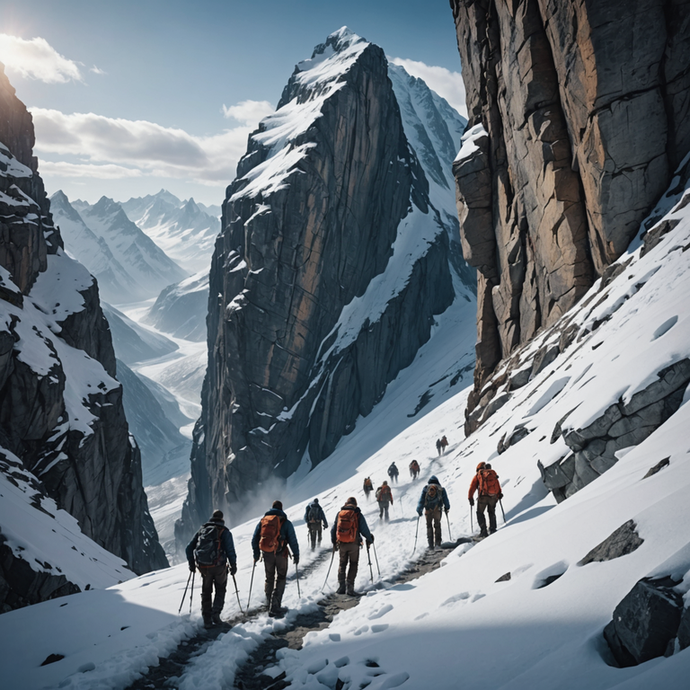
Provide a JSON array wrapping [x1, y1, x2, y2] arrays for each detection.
[[578, 520, 644, 566], [450, 0, 690, 426], [177, 29, 457, 536], [603, 576, 683, 666], [0, 65, 167, 606]]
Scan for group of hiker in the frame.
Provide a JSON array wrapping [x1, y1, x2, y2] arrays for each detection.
[[185, 457, 504, 628], [435, 435, 449, 455]]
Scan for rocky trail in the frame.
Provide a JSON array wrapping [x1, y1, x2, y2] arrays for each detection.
[[123, 541, 470, 690]]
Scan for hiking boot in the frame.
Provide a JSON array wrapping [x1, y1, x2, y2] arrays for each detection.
[[479, 530, 488, 539], [203, 615, 214, 629], [212, 613, 223, 626], [337, 582, 346, 594], [269, 606, 287, 619], [346, 583, 358, 596]]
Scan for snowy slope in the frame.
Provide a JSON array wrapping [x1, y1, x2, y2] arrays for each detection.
[[121, 190, 220, 275], [4, 166, 689, 690], [72, 196, 187, 299]]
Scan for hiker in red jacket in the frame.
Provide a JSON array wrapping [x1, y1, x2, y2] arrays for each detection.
[[331, 497, 373, 595], [468, 462, 503, 538]]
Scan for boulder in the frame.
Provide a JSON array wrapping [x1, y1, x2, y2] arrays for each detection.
[[578, 520, 644, 566]]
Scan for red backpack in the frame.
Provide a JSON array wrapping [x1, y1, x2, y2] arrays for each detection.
[[336, 509, 358, 543], [478, 469, 501, 496], [259, 514, 284, 553]]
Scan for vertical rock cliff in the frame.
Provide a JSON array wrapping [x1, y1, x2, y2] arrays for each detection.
[[0, 64, 167, 609], [178, 29, 463, 536], [450, 0, 690, 433]]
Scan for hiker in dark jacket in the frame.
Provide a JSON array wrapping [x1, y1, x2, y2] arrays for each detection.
[[304, 498, 328, 550], [251, 500, 299, 617], [330, 497, 373, 595], [409, 459, 420, 480], [186, 509, 237, 628], [468, 462, 503, 538], [439, 435, 449, 454], [376, 480, 393, 521], [417, 476, 450, 549], [363, 476, 373, 500], [387, 462, 399, 483]]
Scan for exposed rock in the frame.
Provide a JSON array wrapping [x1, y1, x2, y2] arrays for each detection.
[[450, 0, 690, 431], [578, 520, 644, 566], [603, 576, 683, 667], [495, 572, 511, 583], [497, 425, 530, 455], [643, 457, 671, 479], [678, 606, 690, 650]]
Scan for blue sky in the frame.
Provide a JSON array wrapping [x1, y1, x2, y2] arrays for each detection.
[[0, 0, 466, 206]]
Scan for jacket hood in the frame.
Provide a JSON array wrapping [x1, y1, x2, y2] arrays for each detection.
[[429, 475, 440, 484]]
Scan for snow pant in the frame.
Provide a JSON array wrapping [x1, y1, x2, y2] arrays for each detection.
[[477, 495, 499, 535], [389, 474, 398, 484], [410, 470, 419, 480], [425, 506, 442, 547], [364, 488, 372, 501], [378, 500, 390, 521], [199, 563, 228, 618], [337, 541, 360, 586], [308, 522, 322, 549], [263, 550, 288, 612]]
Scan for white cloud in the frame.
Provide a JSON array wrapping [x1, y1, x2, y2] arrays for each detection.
[[389, 57, 467, 118], [38, 161, 143, 179], [0, 34, 84, 83], [222, 100, 274, 126]]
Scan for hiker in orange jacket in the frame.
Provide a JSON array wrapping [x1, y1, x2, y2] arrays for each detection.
[[468, 462, 503, 538], [331, 497, 373, 595]]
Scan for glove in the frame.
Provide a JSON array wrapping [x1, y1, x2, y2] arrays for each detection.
[[366, 538, 373, 547], [369, 534, 374, 543], [254, 555, 260, 564], [333, 543, 338, 552], [444, 508, 449, 515], [469, 498, 474, 507], [417, 510, 422, 517], [230, 564, 237, 576], [188, 563, 196, 573], [293, 556, 299, 566], [498, 492, 503, 500]]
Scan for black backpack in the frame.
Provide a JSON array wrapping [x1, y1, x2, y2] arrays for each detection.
[[424, 484, 443, 510], [194, 524, 224, 567], [307, 503, 320, 523]]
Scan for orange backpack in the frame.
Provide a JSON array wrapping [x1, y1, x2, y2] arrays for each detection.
[[259, 514, 284, 553], [478, 469, 501, 496], [336, 509, 358, 543]]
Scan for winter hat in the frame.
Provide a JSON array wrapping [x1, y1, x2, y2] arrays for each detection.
[[429, 475, 439, 484], [476, 462, 486, 471], [211, 510, 224, 520], [346, 496, 357, 506], [313, 498, 319, 504], [272, 500, 283, 510], [383, 480, 388, 486]]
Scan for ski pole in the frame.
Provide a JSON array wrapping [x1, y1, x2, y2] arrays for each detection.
[[295, 561, 301, 598], [232, 572, 244, 615], [178, 570, 193, 614], [189, 570, 195, 615], [412, 515, 420, 555], [247, 560, 257, 610], [499, 499, 506, 524], [445, 511, 453, 541], [469, 503, 474, 534], [322, 546, 336, 593], [372, 542, 381, 577], [366, 543, 374, 583]]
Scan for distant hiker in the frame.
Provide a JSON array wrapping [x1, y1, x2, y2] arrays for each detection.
[[436, 438, 442, 456], [468, 462, 503, 538], [387, 462, 399, 483], [417, 475, 450, 549], [251, 500, 299, 618], [304, 497, 328, 550], [331, 496, 374, 595], [409, 459, 420, 480], [363, 476, 373, 500], [375, 480, 393, 521], [439, 435, 449, 454], [185, 509, 237, 628]]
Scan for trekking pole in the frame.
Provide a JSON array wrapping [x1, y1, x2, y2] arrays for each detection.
[[321, 546, 336, 593], [232, 573, 244, 615], [469, 503, 474, 534], [412, 516, 420, 555], [178, 570, 193, 614], [295, 561, 302, 598], [372, 542, 381, 577], [247, 560, 257, 610], [189, 570, 195, 615], [366, 544, 374, 583], [445, 511, 453, 541], [500, 499, 506, 524]]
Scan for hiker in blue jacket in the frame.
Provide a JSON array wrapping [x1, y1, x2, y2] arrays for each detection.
[[417, 476, 450, 549], [186, 509, 237, 628], [304, 497, 328, 550]]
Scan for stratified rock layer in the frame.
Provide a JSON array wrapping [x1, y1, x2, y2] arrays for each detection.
[[451, 0, 690, 428]]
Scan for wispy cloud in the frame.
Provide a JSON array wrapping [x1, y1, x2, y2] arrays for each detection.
[[0, 34, 86, 84], [389, 57, 467, 118], [38, 161, 143, 179], [30, 106, 266, 186], [222, 100, 274, 126]]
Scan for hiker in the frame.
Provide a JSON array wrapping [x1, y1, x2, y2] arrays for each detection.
[[185, 509, 237, 628], [436, 438, 442, 456], [409, 459, 420, 480], [330, 496, 374, 595], [303, 497, 328, 550], [468, 462, 503, 538], [387, 461, 399, 483], [440, 435, 449, 454], [416, 475, 450, 549], [363, 476, 373, 500], [251, 500, 299, 618], [375, 480, 393, 521]]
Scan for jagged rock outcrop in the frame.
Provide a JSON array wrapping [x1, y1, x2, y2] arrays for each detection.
[[177, 29, 460, 536], [0, 64, 167, 606], [450, 0, 690, 428]]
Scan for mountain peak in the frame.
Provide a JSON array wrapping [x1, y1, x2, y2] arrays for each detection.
[[312, 26, 364, 58]]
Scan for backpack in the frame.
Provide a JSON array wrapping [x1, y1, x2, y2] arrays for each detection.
[[410, 461, 419, 471], [306, 503, 319, 523], [259, 514, 284, 553], [336, 509, 358, 543], [478, 469, 501, 496], [388, 464, 398, 476], [194, 524, 224, 567], [376, 485, 391, 502], [364, 478, 372, 490], [424, 483, 443, 510]]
